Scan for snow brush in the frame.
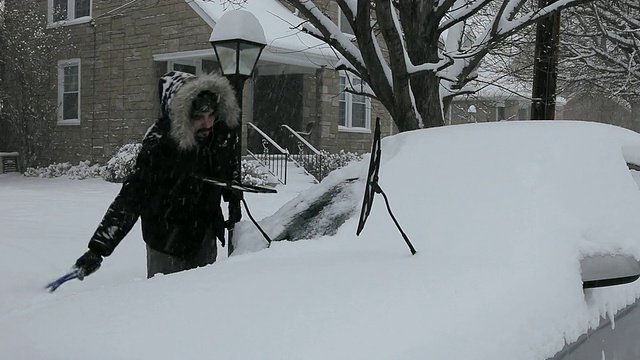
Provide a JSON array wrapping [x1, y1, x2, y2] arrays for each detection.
[[45, 268, 81, 292]]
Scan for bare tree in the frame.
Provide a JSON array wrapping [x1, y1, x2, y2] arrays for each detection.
[[280, 0, 592, 131], [0, 2, 71, 167], [561, 1, 640, 112]]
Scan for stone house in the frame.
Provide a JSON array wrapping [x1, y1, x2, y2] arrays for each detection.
[[563, 93, 640, 133], [446, 74, 565, 125], [27, 0, 395, 165]]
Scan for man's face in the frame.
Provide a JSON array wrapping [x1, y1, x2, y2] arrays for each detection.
[[192, 111, 215, 140]]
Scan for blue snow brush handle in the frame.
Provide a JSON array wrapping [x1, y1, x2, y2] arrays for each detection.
[[45, 268, 80, 292]]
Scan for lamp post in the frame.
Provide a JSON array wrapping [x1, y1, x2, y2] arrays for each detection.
[[531, 0, 561, 120], [210, 10, 266, 256], [467, 105, 477, 123]]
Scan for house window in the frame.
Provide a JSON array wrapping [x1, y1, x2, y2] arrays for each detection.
[[339, 75, 370, 130], [168, 60, 202, 75], [518, 107, 528, 120], [173, 63, 197, 74], [167, 59, 221, 75], [496, 102, 506, 121], [338, 7, 355, 35], [202, 59, 219, 74], [58, 59, 81, 125], [49, 0, 92, 25]]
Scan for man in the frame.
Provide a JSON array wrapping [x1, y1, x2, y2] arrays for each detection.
[[73, 71, 241, 279]]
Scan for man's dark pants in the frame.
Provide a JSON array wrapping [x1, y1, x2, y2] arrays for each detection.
[[146, 235, 217, 278]]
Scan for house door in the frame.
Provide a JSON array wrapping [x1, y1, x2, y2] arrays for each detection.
[[250, 74, 303, 153]]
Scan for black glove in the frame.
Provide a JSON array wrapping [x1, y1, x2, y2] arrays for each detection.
[[218, 235, 226, 247], [74, 250, 103, 280], [228, 197, 242, 224]]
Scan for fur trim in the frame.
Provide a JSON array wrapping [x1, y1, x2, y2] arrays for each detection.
[[168, 73, 240, 150]]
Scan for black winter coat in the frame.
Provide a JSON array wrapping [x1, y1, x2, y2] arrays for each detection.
[[88, 71, 240, 259]]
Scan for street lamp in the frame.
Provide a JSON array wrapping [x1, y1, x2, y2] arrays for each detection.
[[210, 10, 266, 80], [210, 10, 266, 256], [467, 105, 477, 123]]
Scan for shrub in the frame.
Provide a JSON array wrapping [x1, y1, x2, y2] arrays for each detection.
[[23, 143, 273, 186], [300, 150, 362, 181], [23, 161, 102, 179], [241, 160, 272, 186], [102, 143, 272, 186], [68, 161, 104, 180], [101, 143, 142, 183]]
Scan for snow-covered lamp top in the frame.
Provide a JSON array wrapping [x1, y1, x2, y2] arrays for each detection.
[[209, 10, 266, 46], [209, 10, 267, 76]]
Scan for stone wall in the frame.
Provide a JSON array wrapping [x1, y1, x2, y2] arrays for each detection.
[[297, 0, 396, 156], [314, 68, 395, 154], [37, 0, 396, 164], [304, 68, 396, 154], [48, 0, 213, 164]]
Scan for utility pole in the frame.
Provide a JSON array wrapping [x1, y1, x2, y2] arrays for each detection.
[[531, 0, 562, 120]]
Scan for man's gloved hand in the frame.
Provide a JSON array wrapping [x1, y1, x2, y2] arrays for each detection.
[[228, 197, 242, 224], [74, 250, 103, 280]]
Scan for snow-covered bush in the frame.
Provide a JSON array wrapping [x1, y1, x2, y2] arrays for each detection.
[[241, 161, 271, 186], [101, 143, 142, 183], [300, 150, 362, 181], [101, 142, 271, 185], [67, 161, 104, 180], [23, 143, 272, 185], [101, 144, 271, 185], [23, 161, 103, 179]]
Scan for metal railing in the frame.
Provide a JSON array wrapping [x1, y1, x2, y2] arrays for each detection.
[[246, 122, 289, 185], [280, 124, 325, 182]]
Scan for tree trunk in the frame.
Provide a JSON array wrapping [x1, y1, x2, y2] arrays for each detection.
[[412, 71, 444, 128], [397, 1, 444, 129]]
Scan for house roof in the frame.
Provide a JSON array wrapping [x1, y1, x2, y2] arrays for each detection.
[[186, 0, 338, 69], [470, 70, 567, 106]]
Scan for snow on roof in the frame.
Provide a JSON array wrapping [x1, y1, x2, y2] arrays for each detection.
[[462, 51, 567, 105], [187, 0, 338, 69], [458, 69, 567, 106]]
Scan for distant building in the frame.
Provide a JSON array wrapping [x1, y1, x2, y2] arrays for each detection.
[[447, 72, 565, 125], [563, 93, 639, 132]]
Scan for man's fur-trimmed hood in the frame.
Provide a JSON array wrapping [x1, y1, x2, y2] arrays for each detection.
[[158, 71, 240, 150]]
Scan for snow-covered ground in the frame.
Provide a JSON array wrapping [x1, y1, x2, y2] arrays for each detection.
[[2, 120, 640, 360]]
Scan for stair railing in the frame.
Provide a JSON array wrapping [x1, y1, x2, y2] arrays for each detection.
[[247, 122, 289, 185], [281, 124, 325, 182]]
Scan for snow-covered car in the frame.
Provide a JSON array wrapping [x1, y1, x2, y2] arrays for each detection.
[[235, 120, 640, 360], [2, 120, 640, 360]]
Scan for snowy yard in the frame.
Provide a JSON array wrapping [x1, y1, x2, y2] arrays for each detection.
[[2, 120, 640, 360]]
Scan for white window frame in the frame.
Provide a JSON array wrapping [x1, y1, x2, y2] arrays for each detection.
[[57, 58, 81, 126], [47, 0, 92, 27], [337, 7, 355, 36], [339, 75, 371, 133]]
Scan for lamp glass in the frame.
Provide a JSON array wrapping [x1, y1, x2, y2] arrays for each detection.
[[214, 42, 238, 75], [238, 43, 263, 76]]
